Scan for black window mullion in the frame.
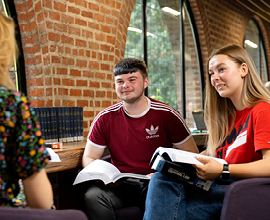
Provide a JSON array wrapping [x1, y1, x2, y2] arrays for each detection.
[[3, 0, 27, 95], [184, 0, 204, 108], [180, 0, 186, 118], [142, 0, 148, 96]]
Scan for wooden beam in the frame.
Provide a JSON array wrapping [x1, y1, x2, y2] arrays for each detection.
[[236, 0, 270, 23]]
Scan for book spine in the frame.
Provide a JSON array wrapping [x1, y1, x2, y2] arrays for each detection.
[[76, 107, 82, 141], [40, 107, 47, 142], [154, 156, 213, 191], [56, 107, 63, 143], [51, 107, 58, 143], [73, 107, 78, 142], [46, 107, 52, 143], [33, 107, 39, 125], [79, 107, 84, 141], [65, 107, 72, 142], [48, 107, 53, 142], [69, 107, 74, 142], [61, 107, 67, 143]]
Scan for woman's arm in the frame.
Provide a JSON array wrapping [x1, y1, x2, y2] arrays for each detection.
[[22, 168, 53, 209], [194, 149, 270, 180], [229, 149, 270, 179]]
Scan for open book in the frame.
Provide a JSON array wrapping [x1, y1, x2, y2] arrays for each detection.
[[151, 147, 227, 167], [150, 147, 227, 191], [73, 159, 150, 185]]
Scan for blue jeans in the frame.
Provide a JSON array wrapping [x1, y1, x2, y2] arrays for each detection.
[[143, 172, 235, 220]]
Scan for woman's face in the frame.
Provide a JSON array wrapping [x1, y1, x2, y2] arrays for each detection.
[[208, 54, 248, 106]]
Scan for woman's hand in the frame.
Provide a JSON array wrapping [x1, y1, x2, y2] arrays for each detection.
[[193, 157, 223, 180], [146, 172, 155, 178]]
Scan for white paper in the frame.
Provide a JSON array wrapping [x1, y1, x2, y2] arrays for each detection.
[[46, 148, 61, 162]]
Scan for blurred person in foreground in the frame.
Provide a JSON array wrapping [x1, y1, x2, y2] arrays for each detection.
[[0, 10, 53, 209]]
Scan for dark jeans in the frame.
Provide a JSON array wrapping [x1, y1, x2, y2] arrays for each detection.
[[84, 179, 148, 220], [143, 172, 236, 220]]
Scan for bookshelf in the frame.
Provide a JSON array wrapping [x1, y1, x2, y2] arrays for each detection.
[[33, 107, 84, 144]]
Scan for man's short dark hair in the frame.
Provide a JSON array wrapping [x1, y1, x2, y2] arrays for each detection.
[[113, 58, 148, 79]]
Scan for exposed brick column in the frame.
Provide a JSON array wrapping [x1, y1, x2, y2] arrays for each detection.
[[14, 0, 135, 138]]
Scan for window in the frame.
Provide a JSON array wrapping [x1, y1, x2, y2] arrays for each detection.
[[125, 0, 203, 128], [1, 0, 27, 94], [125, 0, 143, 60], [146, 0, 180, 111], [244, 19, 269, 84]]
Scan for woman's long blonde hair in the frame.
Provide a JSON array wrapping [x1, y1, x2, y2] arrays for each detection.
[[204, 44, 270, 156], [0, 10, 17, 90]]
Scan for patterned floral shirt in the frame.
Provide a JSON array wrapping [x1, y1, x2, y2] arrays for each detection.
[[0, 87, 50, 207]]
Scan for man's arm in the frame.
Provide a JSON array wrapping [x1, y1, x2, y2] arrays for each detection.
[[82, 142, 105, 168], [174, 136, 199, 153]]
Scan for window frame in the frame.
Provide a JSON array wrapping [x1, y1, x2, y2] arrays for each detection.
[[181, 0, 204, 118], [2, 0, 27, 95], [243, 18, 269, 82], [137, 0, 204, 118]]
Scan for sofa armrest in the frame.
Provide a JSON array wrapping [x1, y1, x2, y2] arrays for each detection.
[[0, 207, 88, 220], [220, 178, 270, 220]]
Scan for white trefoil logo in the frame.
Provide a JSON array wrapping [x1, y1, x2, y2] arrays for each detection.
[[145, 125, 159, 139]]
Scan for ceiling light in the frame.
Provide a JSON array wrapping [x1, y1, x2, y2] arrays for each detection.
[[128, 27, 155, 37], [245, 40, 258, 48], [161, 7, 180, 16], [128, 27, 142, 33]]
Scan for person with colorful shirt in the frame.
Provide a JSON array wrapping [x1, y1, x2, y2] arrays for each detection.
[[0, 10, 53, 209], [143, 44, 270, 220], [82, 58, 199, 220]]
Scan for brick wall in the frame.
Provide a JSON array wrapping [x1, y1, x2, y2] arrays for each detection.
[[13, 0, 270, 139], [14, 0, 135, 137]]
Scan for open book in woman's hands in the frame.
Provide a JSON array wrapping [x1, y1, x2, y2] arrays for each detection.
[[150, 147, 227, 191], [73, 159, 150, 185], [151, 147, 227, 167]]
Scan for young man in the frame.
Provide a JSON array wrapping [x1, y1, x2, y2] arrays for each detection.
[[82, 58, 198, 220]]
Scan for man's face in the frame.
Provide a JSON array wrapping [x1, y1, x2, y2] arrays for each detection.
[[114, 71, 149, 104]]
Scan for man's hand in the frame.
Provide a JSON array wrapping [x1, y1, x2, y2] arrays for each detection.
[[193, 157, 223, 180]]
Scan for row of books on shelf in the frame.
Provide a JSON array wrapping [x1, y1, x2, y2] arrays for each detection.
[[33, 107, 84, 143]]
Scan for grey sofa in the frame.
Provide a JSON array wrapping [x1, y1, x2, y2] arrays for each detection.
[[220, 177, 270, 220], [0, 207, 88, 220]]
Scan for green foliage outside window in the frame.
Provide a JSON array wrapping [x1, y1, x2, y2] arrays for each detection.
[[125, 0, 179, 110]]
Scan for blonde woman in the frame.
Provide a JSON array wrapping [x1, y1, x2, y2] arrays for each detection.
[[143, 44, 270, 220], [0, 11, 53, 209]]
